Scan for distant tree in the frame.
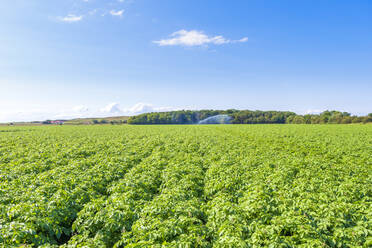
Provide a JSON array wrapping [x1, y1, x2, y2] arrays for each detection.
[[92, 120, 99, 124], [303, 115, 312, 124], [341, 117, 352, 124], [366, 114, 372, 123], [329, 113, 342, 124], [286, 115, 294, 124], [270, 114, 281, 123], [292, 116, 305, 124], [319, 111, 330, 123], [257, 116, 265, 124], [126, 110, 370, 125], [351, 116, 361, 123], [310, 115, 320, 124]]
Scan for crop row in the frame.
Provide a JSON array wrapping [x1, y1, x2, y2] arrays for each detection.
[[0, 125, 371, 247]]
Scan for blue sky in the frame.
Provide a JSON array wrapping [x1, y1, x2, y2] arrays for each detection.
[[0, 0, 371, 122]]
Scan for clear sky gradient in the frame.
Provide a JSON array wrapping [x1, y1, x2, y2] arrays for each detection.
[[1, 0, 371, 122]]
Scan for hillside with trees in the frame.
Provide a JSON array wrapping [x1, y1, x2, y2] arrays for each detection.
[[127, 110, 372, 125]]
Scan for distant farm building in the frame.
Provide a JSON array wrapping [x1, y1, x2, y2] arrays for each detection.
[[51, 120, 64, 125]]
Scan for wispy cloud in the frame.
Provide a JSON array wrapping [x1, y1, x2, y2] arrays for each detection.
[[127, 103, 176, 114], [57, 1, 129, 23], [0, 103, 178, 123], [100, 103, 123, 114], [100, 102, 176, 116], [237, 37, 248, 43], [59, 14, 83, 23], [153, 30, 248, 47], [305, 109, 324, 115], [110, 9, 124, 17]]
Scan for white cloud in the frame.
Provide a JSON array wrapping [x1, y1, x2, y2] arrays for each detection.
[[126, 103, 176, 115], [127, 103, 154, 114], [153, 30, 248, 47], [237, 37, 248, 43], [304, 109, 324, 115], [0, 103, 178, 123], [59, 14, 83, 23], [57, 1, 130, 22], [101, 102, 177, 116], [110, 9, 124, 17], [100, 103, 123, 114], [53, 106, 90, 119]]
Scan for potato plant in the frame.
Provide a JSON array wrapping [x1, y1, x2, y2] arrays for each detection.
[[0, 125, 371, 247]]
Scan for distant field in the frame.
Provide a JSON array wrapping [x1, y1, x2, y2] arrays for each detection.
[[0, 125, 371, 247], [0, 116, 129, 126], [64, 116, 129, 125]]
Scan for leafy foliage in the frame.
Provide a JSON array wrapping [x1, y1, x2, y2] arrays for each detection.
[[0, 125, 371, 247], [127, 110, 372, 125], [127, 110, 295, 124]]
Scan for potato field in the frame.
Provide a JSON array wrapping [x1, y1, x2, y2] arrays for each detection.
[[0, 125, 371, 247]]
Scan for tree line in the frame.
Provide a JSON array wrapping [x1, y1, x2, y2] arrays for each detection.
[[127, 110, 372, 125], [285, 111, 372, 124]]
